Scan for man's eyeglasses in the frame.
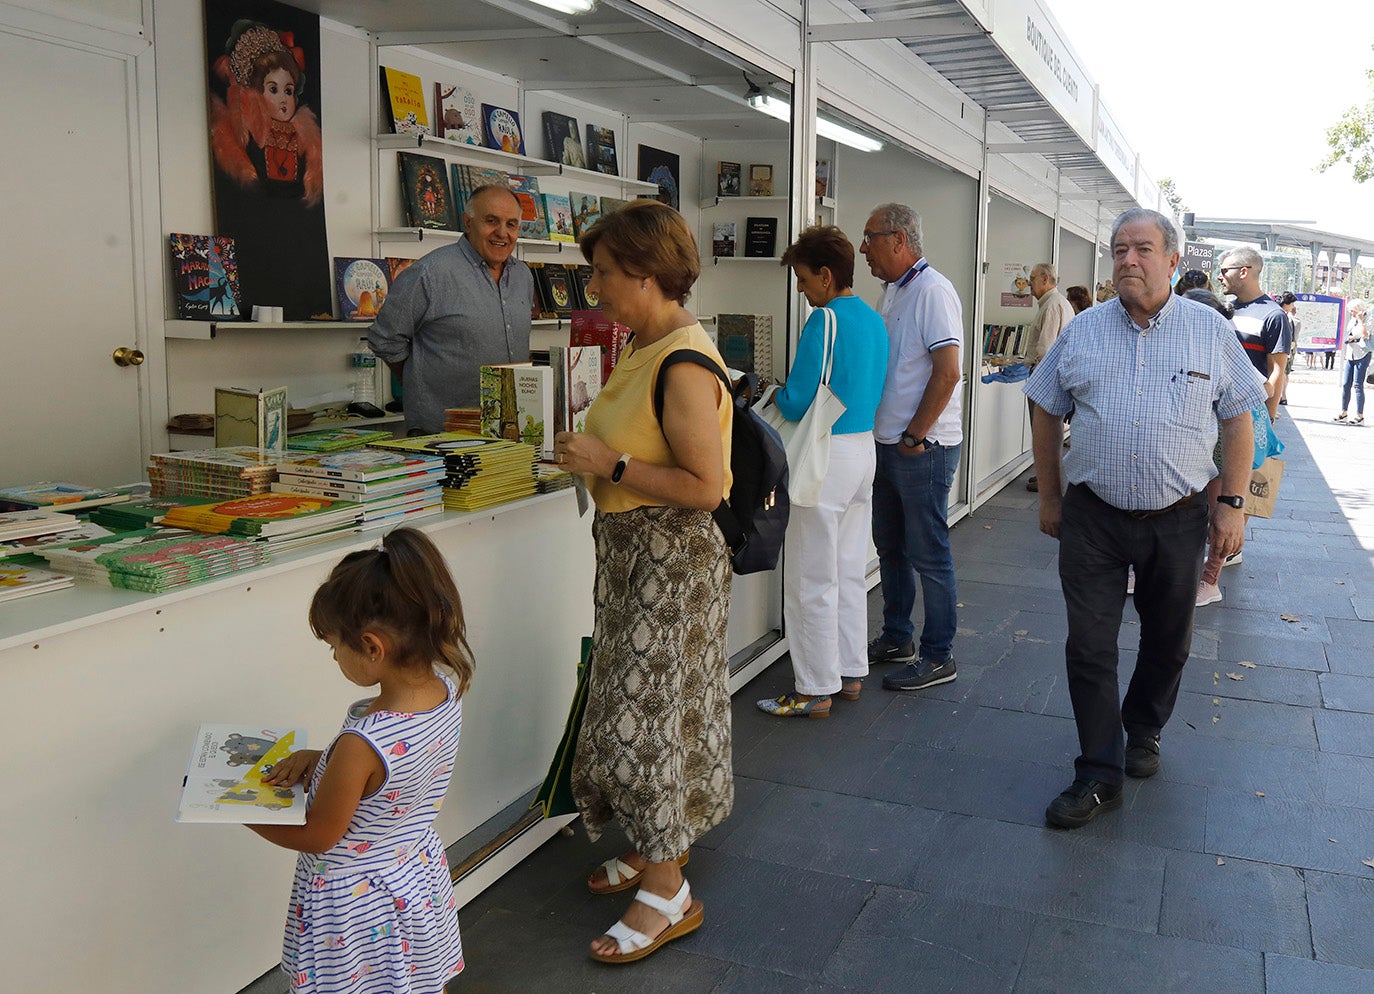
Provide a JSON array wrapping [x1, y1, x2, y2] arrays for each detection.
[[861, 229, 897, 246], [1219, 266, 1247, 275]]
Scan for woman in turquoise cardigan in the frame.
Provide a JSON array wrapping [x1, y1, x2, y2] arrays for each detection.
[[758, 225, 889, 718]]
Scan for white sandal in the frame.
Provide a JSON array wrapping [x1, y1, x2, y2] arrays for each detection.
[[589, 879, 704, 963], [587, 850, 690, 895]]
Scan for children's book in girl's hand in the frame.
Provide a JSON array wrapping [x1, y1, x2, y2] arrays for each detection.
[[176, 724, 307, 825], [398, 152, 459, 231]]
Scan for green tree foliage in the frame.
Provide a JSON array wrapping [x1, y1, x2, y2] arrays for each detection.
[[1158, 177, 1188, 220], [1320, 59, 1374, 182]]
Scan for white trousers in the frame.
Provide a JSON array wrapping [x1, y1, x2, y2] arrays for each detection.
[[783, 431, 877, 695]]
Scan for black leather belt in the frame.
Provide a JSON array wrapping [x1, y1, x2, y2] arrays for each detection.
[[1078, 484, 1198, 519]]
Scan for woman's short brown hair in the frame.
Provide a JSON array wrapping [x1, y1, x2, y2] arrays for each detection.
[[780, 225, 855, 290], [580, 201, 700, 304]]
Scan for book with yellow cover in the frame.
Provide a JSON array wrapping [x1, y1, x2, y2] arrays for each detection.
[[380, 66, 430, 136], [176, 724, 307, 825]]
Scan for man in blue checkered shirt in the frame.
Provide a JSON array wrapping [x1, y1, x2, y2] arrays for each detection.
[[1023, 208, 1266, 830]]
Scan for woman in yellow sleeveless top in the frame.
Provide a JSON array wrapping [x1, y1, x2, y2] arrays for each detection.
[[551, 202, 733, 964]]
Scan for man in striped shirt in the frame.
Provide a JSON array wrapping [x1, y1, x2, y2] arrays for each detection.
[[1024, 208, 1266, 829], [1217, 247, 1291, 422]]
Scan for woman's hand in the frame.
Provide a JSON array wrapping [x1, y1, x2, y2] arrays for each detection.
[[552, 430, 617, 479], [261, 749, 321, 787]]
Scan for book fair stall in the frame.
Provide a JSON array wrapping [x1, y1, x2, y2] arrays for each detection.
[[0, 0, 1160, 990]]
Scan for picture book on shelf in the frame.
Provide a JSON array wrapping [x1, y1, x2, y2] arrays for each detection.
[[433, 81, 481, 144], [452, 164, 511, 224], [717, 161, 741, 197], [0, 482, 131, 511], [278, 449, 443, 483], [569, 192, 601, 240], [481, 103, 526, 155], [1, 520, 112, 559], [214, 386, 288, 451], [585, 124, 619, 175], [637, 145, 680, 209], [386, 257, 417, 283], [599, 196, 629, 216], [541, 265, 576, 317], [169, 234, 241, 320], [333, 258, 389, 321], [0, 508, 84, 543], [480, 363, 553, 458], [286, 427, 394, 453], [744, 216, 779, 258], [507, 175, 549, 240], [571, 264, 599, 309], [749, 163, 774, 196], [527, 261, 554, 318], [712, 221, 737, 258], [176, 724, 308, 825], [542, 111, 585, 168], [570, 311, 632, 385], [543, 194, 576, 243], [160, 493, 359, 538], [398, 152, 459, 230], [380, 66, 430, 137]]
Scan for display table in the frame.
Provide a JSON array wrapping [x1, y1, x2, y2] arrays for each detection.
[[1, 492, 594, 994]]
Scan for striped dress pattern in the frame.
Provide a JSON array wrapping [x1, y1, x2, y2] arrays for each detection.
[[282, 672, 464, 993]]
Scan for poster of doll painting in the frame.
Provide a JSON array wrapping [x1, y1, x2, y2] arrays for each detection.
[[204, 0, 331, 321]]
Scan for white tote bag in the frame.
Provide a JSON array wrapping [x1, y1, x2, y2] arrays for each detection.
[[759, 306, 848, 507]]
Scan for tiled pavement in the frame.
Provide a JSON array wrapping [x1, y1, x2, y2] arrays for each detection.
[[250, 366, 1374, 992]]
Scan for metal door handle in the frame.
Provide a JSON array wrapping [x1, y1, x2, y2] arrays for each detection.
[[112, 347, 145, 367]]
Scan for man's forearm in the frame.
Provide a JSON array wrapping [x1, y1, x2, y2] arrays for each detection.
[[1030, 404, 1064, 494], [1218, 414, 1254, 496]]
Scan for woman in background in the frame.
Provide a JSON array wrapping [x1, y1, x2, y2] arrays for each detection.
[[756, 226, 888, 718], [1335, 298, 1370, 424], [1065, 285, 1092, 315]]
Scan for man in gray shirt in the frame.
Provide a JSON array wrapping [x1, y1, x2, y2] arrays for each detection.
[[370, 184, 534, 434]]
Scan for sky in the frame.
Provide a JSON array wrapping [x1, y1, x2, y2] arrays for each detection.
[[1044, 0, 1374, 253]]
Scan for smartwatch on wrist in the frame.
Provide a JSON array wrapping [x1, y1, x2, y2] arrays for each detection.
[[1216, 494, 1245, 509], [611, 452, 632, 484], [900, 432, 928, 450]]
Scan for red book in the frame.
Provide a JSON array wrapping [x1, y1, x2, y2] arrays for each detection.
[[570, 311, 631, 386]]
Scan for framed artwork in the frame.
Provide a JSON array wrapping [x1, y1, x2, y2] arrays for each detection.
[[637, 144, 680, 210]]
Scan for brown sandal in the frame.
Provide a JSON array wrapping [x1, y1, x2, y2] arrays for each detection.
[[838, 678, 863, 701]]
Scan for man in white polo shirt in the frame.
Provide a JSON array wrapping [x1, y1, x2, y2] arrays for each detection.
[[859, 202, 965, 693]]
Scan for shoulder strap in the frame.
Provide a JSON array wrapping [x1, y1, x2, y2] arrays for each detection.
[[652, 348, 733, 422], [650, 348, 744, 554]]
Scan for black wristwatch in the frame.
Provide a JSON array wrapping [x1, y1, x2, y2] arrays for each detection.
[[900, 432, 929, 450], [1216, 494, 1245, 509]]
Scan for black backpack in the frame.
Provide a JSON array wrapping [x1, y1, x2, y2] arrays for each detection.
[[653, 350, 789, 574]]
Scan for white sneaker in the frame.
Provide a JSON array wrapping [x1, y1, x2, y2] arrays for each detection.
[[1196, 580, 1222, 607], [1223, 551, 1242, 567]]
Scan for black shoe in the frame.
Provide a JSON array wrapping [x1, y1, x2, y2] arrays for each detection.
[[1125, 736, 1161, 778], [882, 657, 956, 692], [1045, 778, 1123, 829], [867, 637, 915, 664]]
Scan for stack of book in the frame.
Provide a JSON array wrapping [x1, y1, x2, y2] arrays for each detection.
[[35, 529, 268, 592], [88, 496, 209, 532], [443, 408, 482, 434], [273, 451, 445, 532], [0, 482, 133, 513], [371, 434, 537, 513], [1, 516, 114, 563], [533, 463, 575, 494], [159, 493, 363, 552], [450, 164, 510, 227], [148, 447, 294, 499], [0, 563, 74, 602], [0, 508, 85, 544], [286, 427, 395, 453]]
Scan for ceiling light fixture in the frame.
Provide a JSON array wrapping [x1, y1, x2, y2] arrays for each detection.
[[527, 0, 596, 14], [745, 91, 884, 153]]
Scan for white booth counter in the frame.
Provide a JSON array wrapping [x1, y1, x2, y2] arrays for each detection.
[[1, 492, 597, 994]]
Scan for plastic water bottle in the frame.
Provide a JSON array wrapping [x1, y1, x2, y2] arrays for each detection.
[[351, 337, 378, 405]]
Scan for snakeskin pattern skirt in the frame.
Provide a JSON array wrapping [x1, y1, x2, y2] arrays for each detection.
[[572, 505, 734, 863]]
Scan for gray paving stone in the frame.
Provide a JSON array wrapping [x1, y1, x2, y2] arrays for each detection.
[[1205, 789, 1374, 875], [1317, 751, 1374, 809], [1012, 917, 1263, 993], [1314, 709, 1374, 757], [950, 707, 1078, 769], [904, 813, 1167, 933], [1170, 692, 1317, 750], [1158, 851, 1311, 956], [667, 849, 873, 978], [1318, 673, 1374, 714], [1153, 726, 1320, 802], [733, 712, 900, 799], [1073, 777, 1209, 853], [710, 965, 867, 994], [1306, 870, 1374, 970], [1355, 596, 1374, 621], [864, 743, 1065, 828], [866, 696, 978, 750], [715, 783, 940, 887], [458, 907, 730, 992], [1265, 954, 1374, 994], [1324, 617, 1374, 655], [824, 886, 1034, 993], [958, 641, 1075, 718], [1222, 583, 1359, 618], [954, 580, 1066, 616], [1201, 606, 1332, 643], [1214, 631, 1331, 671], [1179, 660, 1322, 708], [957, 559, 1063, 590], [993, 608, 1068, 642]]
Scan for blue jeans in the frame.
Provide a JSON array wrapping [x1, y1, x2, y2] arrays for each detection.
[[1341, 353, 1371, 415], [872, 440, 961, 662]]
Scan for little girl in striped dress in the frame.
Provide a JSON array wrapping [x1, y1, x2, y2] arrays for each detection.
[[252, 527, 474, 993]]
